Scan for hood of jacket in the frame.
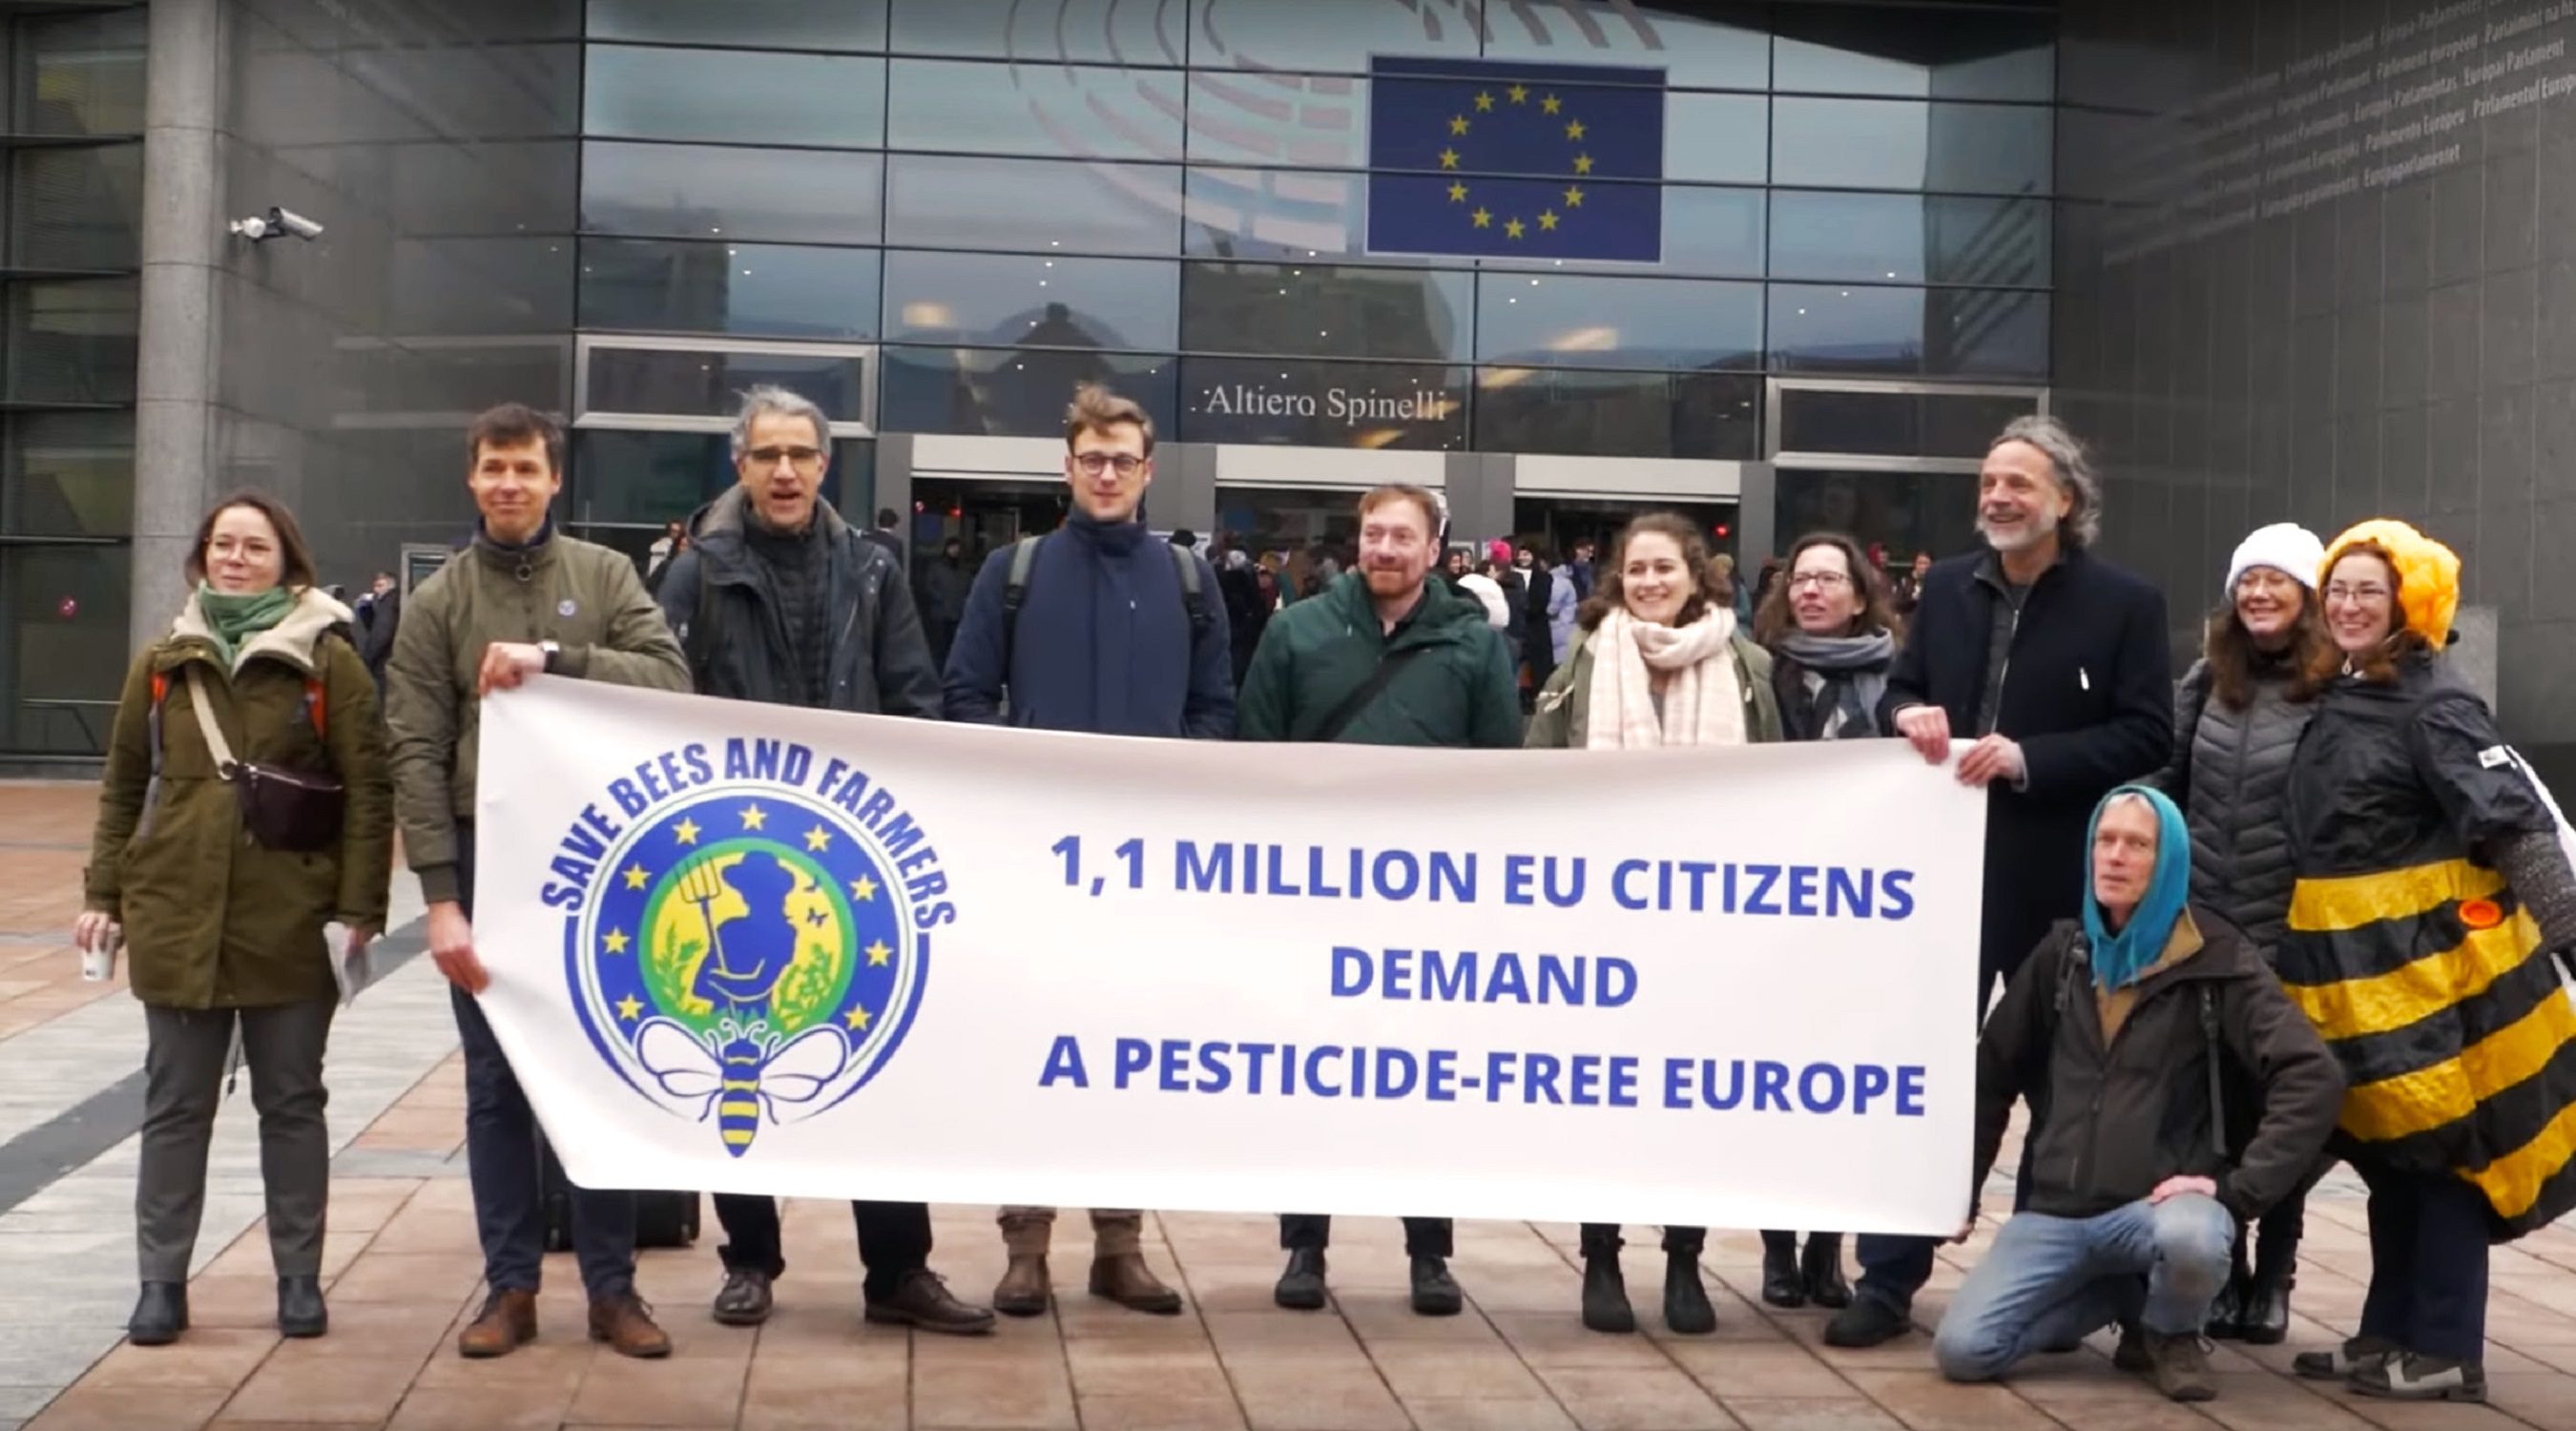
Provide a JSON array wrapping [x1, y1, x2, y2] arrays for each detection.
[[1319, 570, 1491, 648], [2323, 518, 2459, 648], [167, 586, 352, 676]]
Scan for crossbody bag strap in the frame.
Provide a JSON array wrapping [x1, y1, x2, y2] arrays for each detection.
[[1310, 646, 1431, 743], [182, 667, 240, 775]]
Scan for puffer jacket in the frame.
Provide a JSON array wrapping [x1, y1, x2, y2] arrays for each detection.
[[2151, 656, 2316, 954], [1236, 572, 1520, 748], [83, 589, 394, 1008]]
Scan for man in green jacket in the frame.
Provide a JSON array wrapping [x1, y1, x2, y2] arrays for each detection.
[[384, 403, 691, 1361], [1235, 483, 1519, 1317]]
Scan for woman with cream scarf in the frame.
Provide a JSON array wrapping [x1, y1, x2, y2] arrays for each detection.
[[1527, 512, 1781, 1336]]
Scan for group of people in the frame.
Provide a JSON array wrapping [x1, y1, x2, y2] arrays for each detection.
[[67, 384, 2576, 1409]]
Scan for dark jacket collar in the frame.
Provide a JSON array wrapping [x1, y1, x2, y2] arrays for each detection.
[[471, 519, 557, 573], [1974, 542, 2077, 594], [1063, 509, 1147, 554]]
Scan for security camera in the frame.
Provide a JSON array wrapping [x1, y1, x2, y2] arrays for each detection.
[[228, 206, 323, 242]]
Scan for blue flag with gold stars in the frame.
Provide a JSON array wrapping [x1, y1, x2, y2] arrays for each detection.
[[1366, 56, 1664, 262]]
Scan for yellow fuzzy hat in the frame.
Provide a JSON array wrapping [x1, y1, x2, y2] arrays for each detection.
[[2320, 519, 2460, 646]]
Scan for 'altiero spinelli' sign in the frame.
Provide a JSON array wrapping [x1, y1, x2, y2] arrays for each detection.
[[1182, 358, 1467, 449]]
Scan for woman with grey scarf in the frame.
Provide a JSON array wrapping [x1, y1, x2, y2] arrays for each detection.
[[1746, 530, 1904, 1307]]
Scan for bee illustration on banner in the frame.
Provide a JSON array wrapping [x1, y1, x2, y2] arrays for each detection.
[[634, 1016, 851, 1156]]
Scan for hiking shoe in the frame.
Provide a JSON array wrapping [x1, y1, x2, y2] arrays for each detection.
[[2292, 1334, 2399, 1381], [2144, 1331, 2217, 1402], [2352, 1353, 2486, 1402]]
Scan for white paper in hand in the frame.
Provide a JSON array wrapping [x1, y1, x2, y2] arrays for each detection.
[[323, 923, 376, 1007]]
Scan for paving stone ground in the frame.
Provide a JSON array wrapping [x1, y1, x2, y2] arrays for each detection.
[[5, 778, 2575, 1429]]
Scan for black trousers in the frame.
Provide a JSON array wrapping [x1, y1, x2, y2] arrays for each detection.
[[2356, 1158, 2488, 1363], [715, 1193, 932, 1302], [1279, 1213, 1452, 1258], [1579, 1224, 1704, 1258]]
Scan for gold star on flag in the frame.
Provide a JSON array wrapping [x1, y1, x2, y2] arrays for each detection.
[[673, 818, 701, 846], [1507, 83, 1528, 104], [866, 940, 892, 967], [1504, 217, 1527, 239], [1564, 185, 1585, 208], [622, 863, 649, 891], [1542, 94, 1563, 114], [1438, 147, 1460, 170], [1471, 207, 1492, 228], [1565, 119, 1587, 141], [1447, 114, 1469, 135], [1446, 180, 1467, 202], [1538, 210, 1559, 231], [850, 876, 878, 902], [615, 994, 642, 1022], [844, 1005, 873, 1031], [739, 804, 767, 831], [603, 928, 630, 955], [1572, 154, 1593, 175], [1474, 91, 1494, 112], [804, 825, 832, 852]]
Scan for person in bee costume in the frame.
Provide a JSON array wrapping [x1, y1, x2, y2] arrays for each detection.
[[2278, 519, 2576, 1403]]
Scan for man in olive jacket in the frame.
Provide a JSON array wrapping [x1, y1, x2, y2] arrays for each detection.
[[1235, 484, 1519, 1317], [384, 403, 690, 1362]]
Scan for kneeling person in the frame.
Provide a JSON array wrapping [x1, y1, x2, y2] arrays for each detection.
[[1933, 786, 2340, 1402]]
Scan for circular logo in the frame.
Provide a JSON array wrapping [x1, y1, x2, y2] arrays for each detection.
[[570, 787, 926, 1157]]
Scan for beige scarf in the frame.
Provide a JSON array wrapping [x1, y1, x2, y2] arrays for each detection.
[[1585, 607, 1746, 750]]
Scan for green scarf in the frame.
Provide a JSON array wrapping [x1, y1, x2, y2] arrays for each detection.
[[197, 583, 295, 666]]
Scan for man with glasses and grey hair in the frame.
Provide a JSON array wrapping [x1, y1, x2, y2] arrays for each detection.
[[654, 385, 991, 1337], [1824, 413, 2174, 1351]]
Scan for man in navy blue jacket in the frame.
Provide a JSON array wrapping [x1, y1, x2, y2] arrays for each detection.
[[1826, 414, 2174, 1350], [942, 384, 1232, 1318]]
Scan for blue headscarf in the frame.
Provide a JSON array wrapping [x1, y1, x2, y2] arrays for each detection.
[[2081, 784, 2192, 991]]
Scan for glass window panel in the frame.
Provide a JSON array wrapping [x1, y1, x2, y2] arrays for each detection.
[[1667, 93, 1766, 184], [885, 251, 1177, 350], [584, 45, 884, 146], [1181, 262, 1467, 362], [1179, 356, 1465, 449], [1184, 72, 1369, 169], [581, 238, 881, 341], [1483, 2, 1766, 91], [18, 9, 148, 135], [1183, 0, 1474, 73], [8, 278, 136, 404], [893, 0, 1171, 61], [1772, 98, 2051, 195], [582, 142, 884, 244], [1183, 166, 1370, 261], [881, 345, 1177, 439], [1662, 184, 1767, 277], [1476, 272, 1759, 370], [389, 237, 575, 337], [890, 60, 1183, 160], [1473, 367, 1758, 460], [1770, 193, 2050, 286], [1, 544, 131, 755], [1772, 7, 2054, 102], [12, 144, 143, 270], [884, 155, 1181, 255], [1776, 389, 2035, 458], [565, 430, 864, 529], [584, 346, 869, 422], [1768, 283, 2048, 380], [586, 0, 887, 51], [1774, 469, 1979, 567], [6, 410, 132, 536]]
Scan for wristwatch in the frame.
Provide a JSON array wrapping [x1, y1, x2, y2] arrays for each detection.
[[539, 639, 562, 674]]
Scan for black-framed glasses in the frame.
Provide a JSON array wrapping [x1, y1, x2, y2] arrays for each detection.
[[746, 445, 824, 473], [1072, 452, 1145, 477]]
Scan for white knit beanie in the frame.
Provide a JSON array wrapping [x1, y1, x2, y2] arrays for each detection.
[[2224, 522, 2327, 595]]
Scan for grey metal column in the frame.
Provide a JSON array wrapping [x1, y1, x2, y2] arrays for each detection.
[[1442, 451, 1514, 550], [130, 0, 226, 653], [873, 432, 916, 532], [1735, 462, 1776, 568]]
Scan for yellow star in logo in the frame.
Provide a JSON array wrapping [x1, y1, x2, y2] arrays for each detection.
[[1542, 94, 1563, 114], [844, 1004, 873, 1031], [1539, 210, 1560, 231], [1507, 83, 1528, 104], [1446, 180, 1468, 202], [1504, 217, 1527, 239], [739, 804, 768, 831], [602, 928, 630, 955], [866, 940, 893, 967], [804, 825, 832, 853], [1474, 91, 1494, 112], [622, 863, 649, 891], [1564, 185, 1585, 208], [1438, 147, 1460, 170], [673, 818, 701, 846], [615, 994, 642, 1022], [1471, 207, 1492, 229], [1571, 154, 1593, 175], [850, 876, 878, 902], [1447, 114, 1469, 135], [1565, 119, 1587, 141]]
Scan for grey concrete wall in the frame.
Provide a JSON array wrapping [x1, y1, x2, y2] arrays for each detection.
[[2054, 0, 2576, 789]]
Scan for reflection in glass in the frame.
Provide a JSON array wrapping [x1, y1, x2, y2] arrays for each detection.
[[1769, 193, 2049, 286], [581, 239, 881, 341], [1183, 72, 1370, 168], [1772, 7, 2054, 101], [1183, 167, 1368, 261], [891, 60, 1184, 160], [1180, 356, 1465, 449], [1484, 1, 1766, 91], [1475, 273, 1759, 370], [0, 544, 131, 755], [1774, 469, 1980, 567], [584, 348, 870, 423], [1474, 367, 1759, 460], [8, 278, 136, 404], [1768, 284, 2047, 380], [1776, 389, 2036, 459], [567, 430, 864, 529], [1772, 97, 2051, 195], [882, 345, 1178, 440], [884, 155, 1182, 255], [1181, 263, 1466, 362], [894, 0, 1168, 61], [11, 145, 143, 270], [6, 410, 133, 536], [1185, 0, 1473, 73], [582, 142, 885, 244], [18, 9, 148, 135], [584, 46, 885, 147], [885, 251, 1178, 350], [586, 0, 887, 50], [1666, 93, 1767, 184]]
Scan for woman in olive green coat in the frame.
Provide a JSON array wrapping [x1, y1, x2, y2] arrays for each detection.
[[1527, 512, 1780, 1338], [76, 491, 392, 1347]]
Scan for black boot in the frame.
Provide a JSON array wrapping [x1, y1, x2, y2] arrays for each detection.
[[277, 1275, 327, 1338], [1800, 1234, 1850, 1310], [1580, 1254, 1634, 1334], [128, 1281, 187, 1346], [1409, 1255, 1463, 1317], [1663, 1253, 1715, 1336], [1275, 1248, 1327, 1311], [1758, 1230, 1803, 1308], [2206, 1231, 2251, 1340], [2239, 1237, 2296, 1346]]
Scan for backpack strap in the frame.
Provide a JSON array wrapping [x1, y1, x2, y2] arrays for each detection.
[[1169, 543, 1213, 635], [2200, 984, 2230, 1161], [1001, 534, 1046, 677]]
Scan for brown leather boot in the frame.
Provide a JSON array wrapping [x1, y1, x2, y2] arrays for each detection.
[[1090, 1253, 1183, 1315], [993, 1255, 1050, 1317], [588, 1290, 672, 1358], [457, 1288, 536, 1358]]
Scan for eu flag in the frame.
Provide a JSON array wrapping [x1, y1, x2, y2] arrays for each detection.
[[1366, 56, 1665, 263]]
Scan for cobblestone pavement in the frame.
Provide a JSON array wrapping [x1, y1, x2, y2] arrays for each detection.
[[4, 779, 2572, 1430]]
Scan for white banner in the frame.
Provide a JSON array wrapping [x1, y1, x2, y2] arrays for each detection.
[[475, 678, 1986, 1235]]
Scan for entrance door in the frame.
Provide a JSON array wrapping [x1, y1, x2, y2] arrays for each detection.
[[1764, 378, 2046, 572], [912, 476, 1066, 567]]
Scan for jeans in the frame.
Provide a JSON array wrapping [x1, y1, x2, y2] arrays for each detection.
[[449, 824, 635, 1298], [718, 1193, 931, 1301], [2356, 1158, 2489, 1362], [1279, 1214, 1453, 1258], [1933, 1194, 2234, 1383]]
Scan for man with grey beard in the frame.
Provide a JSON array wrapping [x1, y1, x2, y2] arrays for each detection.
[[1825, 414, 2174, 1350]]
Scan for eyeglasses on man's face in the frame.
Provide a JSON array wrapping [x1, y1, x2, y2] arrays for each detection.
[[745, 445, 824, 474], [1072, 451, 1146, 477]]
